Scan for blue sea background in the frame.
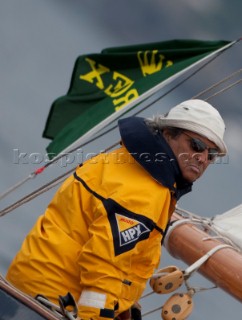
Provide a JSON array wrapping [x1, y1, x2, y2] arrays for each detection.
[[1, 1, 242, 318]]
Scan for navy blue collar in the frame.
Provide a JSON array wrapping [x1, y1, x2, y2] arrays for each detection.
[[118, 116, 192, 200]]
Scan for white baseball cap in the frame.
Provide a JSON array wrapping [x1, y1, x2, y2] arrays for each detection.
[[158, 99, 227, 155]]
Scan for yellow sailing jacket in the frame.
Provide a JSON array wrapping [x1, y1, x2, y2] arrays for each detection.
[[6, 117, 192, 319]]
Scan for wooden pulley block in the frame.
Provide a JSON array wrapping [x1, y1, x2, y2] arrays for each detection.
[[149, 266, 184, 294], [161, 292, 193, 320]]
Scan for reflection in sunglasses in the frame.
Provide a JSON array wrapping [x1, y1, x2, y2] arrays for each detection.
[[183, 132, 219, 161]]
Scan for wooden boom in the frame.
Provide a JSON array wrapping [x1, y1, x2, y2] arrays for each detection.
[[165, 212, 242, 303]]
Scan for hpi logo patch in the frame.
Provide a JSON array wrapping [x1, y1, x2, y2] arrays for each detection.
[[103, 198, 155, 256], [116, 213, 150, 247]]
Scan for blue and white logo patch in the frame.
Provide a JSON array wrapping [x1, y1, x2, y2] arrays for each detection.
[[116, 213, 150, 247], [103, 198, 155, 256]]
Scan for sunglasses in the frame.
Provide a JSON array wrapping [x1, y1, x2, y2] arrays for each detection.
[[183, 132, 219, 161]]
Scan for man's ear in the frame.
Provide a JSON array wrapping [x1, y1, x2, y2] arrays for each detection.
[[162, 129, 171, 143]]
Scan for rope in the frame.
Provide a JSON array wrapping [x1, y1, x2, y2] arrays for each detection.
[[0, 141, 120, 217], [142, 306, 162, 318], [192, 68, 242, 99], [0, 169, 72, 217], [36, 296, 76, 320], [165, 207, 242, 251], [0, 173, 37, 201], [0, 133, 119, 202], [205, 78, 242, 101]]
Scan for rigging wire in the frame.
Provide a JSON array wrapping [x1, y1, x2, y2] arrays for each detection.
[[204, 78, 242, 101], [142, 306, 162, 318], [192, 68, 242, 99], [0, 170, 71, 217], [0, 133, 119, 202], [0, 141, 120, 217]]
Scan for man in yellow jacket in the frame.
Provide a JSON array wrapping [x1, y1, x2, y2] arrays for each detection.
[[6, 99, 227, 319]]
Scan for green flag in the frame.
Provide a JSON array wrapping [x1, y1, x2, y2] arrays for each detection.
[[43, 39, 230, 156]]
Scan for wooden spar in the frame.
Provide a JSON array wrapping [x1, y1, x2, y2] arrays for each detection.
[[165, 212, 242, 303]]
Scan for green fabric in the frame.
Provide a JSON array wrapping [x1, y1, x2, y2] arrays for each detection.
[[42, 39, 230, 156]]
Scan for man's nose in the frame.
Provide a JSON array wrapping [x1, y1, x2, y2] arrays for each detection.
[[193, 150, 208, 163]]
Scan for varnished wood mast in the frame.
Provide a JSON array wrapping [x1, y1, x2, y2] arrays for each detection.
[[165, 212, 242, 303]]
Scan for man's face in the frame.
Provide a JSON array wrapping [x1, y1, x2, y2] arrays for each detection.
[[164, 130, 219, 183]]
